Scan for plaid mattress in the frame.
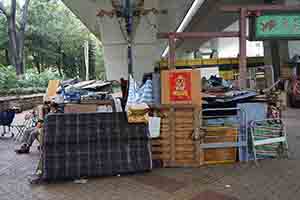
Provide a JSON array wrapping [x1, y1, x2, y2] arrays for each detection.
[[42, 112, 152, 181]]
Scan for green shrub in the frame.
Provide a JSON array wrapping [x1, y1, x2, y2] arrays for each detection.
[[0, 65, 61, 95]]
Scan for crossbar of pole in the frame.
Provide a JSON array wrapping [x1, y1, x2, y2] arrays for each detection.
[[158, 32, 239, 39], [221, 4, 300, 12]]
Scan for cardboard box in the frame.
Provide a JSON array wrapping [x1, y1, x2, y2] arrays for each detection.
[[47, 80, 60, 98], [161, 69, 202, 106], [64, 104, 97, 113]]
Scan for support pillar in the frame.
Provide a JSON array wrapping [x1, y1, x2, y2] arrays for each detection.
[[263, 40, 289, 83], [239, 8, 248, 89], [168, 34, 176, 69]]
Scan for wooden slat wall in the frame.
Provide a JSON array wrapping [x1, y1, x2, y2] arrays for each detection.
[[151, 106, 203, 167]]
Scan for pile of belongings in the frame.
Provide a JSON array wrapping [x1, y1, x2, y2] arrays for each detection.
[[203, 90, 258, 104], [202, 75, 233, 91], [56, 79, 116, 103], [127, 104, 150, 124], [126, 75, 154, 123]]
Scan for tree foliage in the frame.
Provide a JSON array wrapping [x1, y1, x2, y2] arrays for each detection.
[[0, 65, 60, 95], [0, 0, 105, 79], [0, 0, 31, 76]]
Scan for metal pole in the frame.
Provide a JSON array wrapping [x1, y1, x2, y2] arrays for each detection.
[[125, 0, 133, 75], [239, 8, 247, 89], [168, 34, 176, 69]]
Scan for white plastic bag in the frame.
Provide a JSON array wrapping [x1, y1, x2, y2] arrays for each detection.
[[148, 117, 161, 138]]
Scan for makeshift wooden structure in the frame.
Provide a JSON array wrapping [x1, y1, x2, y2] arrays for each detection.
[[201, 107, 248, 164], [202, 127, 238, 165], [151, 105, 203, 167]]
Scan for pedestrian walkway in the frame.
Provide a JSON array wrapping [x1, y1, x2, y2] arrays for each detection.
[[0, 108, 300, 200]]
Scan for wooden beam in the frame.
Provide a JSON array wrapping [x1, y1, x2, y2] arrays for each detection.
[[239, 8, 247, 89], [168, 34, 176, 69], [221, 4, 300, 12]]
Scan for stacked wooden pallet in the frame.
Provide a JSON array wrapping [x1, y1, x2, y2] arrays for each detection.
[[203, 127, 238, 165], [151, 105, 203, 167]]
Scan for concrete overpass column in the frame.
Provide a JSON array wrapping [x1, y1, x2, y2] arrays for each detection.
[[286, 0, 300, 60], [263, 0, 291, 83], [263, 40, 289, 82]]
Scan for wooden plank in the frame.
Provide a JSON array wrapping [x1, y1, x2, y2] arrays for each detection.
[[175, 120, 194, 124], [172, 160, 199, 167], [161, 126, 170, 130], [204, 160, 236, 165], [194, 107, 204, 166], [176, 146, 195, 152], [175, 112, 194, 118], [175, 139, 194, 145], [163, 160, 199, 168], [170, 107, 176, 162], [175, 134, 193, 139], [151, 140, 171, 146], [160, 133, 171, 139], [175, 124, 194, 128], [204, 148, 237, 164], [161, 128, 171, 132], [152, 154, 172, 160], [161, 119, 170, 124], [152, 146, 171, 152], [175, 127, 194, 132], [175, 121, 194, 125], [175, 153, 195, 160]]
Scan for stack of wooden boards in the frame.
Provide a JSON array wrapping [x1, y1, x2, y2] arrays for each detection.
[[203, 127, 238, 165], [151, 105, 203, 167]]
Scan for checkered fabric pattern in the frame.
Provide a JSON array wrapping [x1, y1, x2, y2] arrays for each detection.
[[42, 112, 152, 181]]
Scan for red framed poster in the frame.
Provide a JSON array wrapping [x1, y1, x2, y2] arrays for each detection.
[[169, 71, 192, 102]]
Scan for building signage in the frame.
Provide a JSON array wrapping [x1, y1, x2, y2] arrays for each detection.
[[252, 14, 300, 40]]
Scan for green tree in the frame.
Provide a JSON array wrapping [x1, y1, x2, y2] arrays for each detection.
[[0, 0, 31, 77], [0, 0, 105, 79], [26, 0, 105, 79]]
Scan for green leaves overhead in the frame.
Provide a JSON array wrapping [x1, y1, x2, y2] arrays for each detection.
[[0, 0, 105, 79]]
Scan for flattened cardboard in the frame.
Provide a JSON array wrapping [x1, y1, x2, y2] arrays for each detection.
[[64, 104, 97, 113], [161, 69, 202, 106]]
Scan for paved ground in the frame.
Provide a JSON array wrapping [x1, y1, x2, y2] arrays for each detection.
[[0, 109, 300, 200]]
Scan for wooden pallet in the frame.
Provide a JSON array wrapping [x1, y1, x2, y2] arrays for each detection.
[[151, 105, 203, 167], [203, 127, 238, 165]]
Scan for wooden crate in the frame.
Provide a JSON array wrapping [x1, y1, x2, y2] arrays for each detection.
[[151, 105, 203, 167], [203, 127, 238, 165]]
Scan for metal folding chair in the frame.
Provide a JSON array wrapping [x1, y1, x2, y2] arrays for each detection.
[[12, 112, 37, 142], [250, 119, 289, 165]]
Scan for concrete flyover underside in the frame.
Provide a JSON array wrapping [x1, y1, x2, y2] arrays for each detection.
[[63, 0, 264, 80]]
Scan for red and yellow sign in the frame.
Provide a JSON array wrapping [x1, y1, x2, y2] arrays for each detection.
[[169, 71, 192, 102]]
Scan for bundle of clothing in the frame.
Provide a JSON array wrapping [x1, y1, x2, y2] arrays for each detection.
[[126, 75, 154, 124]]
